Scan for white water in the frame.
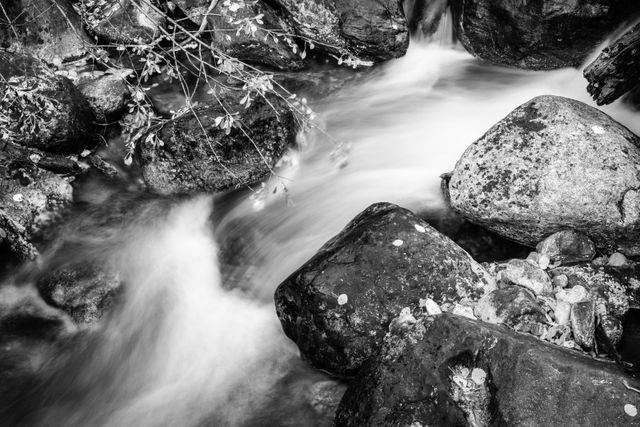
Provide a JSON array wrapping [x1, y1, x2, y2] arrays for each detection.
[[4, 38, 640, 426]]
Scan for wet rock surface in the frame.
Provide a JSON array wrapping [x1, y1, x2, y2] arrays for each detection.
[[0, 0, 90, 63], [274, 202, 494, 377], [447, 95, 640, 257], [0, 51, 96, 154], [138, 93, 297, 195], [273, 0, 409, 63], [450, 0, 639, 70], [335, 313, 640, 427]]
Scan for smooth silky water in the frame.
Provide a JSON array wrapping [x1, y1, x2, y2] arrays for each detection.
[[1, 29, 639, 427]]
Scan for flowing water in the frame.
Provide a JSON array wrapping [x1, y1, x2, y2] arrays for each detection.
[[2, 30, 640, 427]]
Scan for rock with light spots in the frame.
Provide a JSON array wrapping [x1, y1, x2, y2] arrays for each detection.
[[335, 313, 640, 426], [502, 259, 552, 295], [536, 230, 596, 265], [274, 202, 494, 377], [0, 155, 72, 268], [474, 287, 546, 328], [446, 95, 640, 257]]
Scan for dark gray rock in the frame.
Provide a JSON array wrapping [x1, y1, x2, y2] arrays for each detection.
[[37, 262, 122, 324], [0, 51, 96, 154], [274, 202, 494, 377], [0, 0, 90, 63], [273, 0, 409, 64], [450, 0, 639, 70], [536, 230, 597, 265], [335, 313, 640, 426], [138, 92, 297, 195], [447, 95, 640, 257], [474, 286, 546, 328], [571, 300, 596, 350], [502, 259, 552, 295], [77, 73, 130, 123]]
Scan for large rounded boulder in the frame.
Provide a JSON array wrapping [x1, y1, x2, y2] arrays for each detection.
[[450, 0, 639, 70], [447, 95, 640, 256], [274, 202, 494, 377]]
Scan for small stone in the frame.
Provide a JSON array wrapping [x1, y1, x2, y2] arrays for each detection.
[[29, 153, 42, 163], [556, 285, 588, 305], [571, 300, 595, 350], [536, 230, 596, 265], [538, 255, 550, 270], [554, 301, 572, 326], [392, 239, 404, 247], [625, 404, 638, 417], [474, 287, 546, 327], [414, 224, 426, 233], [471, 367, 487, 385], [12, 194, 24, 202], [423, 298, 442, 316], [592, 256, 608, 267], [599, 315, 623, 346], [337, 294, 348, 305], [552, 274, 569, 289], [607, 252, 628, 267], [503, 259, 553, 295], [527, 252, 541, 264]]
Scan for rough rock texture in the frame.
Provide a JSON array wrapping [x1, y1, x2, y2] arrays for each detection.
[[274, 202, 494, 377], [450, 0, 639, 70], [502, 259, 552, 295], [571, 300, 596, 349], [139, 93, 296, 195], [0, 0, 91, 63], [536, 230, 597, 265], [584, 22, 640, 105], [37, 262, 122, 324], [0, 51, 96, 154], [77, 73, 130, 123], [550, 265, 630, 319], [177, 0, 304, 70], [335, 313, 640, 426], [447, 95, 640, 257], [0, 153, 73, 266], [273, 0, 409, 63], [84, 0, 165, 44], [474, 286, 546, 327]]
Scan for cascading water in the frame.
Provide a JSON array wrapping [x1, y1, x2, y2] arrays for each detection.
[[2, 28, 640, 427]]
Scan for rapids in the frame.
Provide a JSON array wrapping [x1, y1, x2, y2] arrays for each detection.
[[2, 29, 640, 427]]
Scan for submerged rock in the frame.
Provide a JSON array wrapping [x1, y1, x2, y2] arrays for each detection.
[[335, 313, 640, 426], [273, 0, 409, 64], [447, 95, 640, 257], [274, 202, 494, 377], [0, 0, 90, 63], [0, 51, 96, 154], [450, 0, 638, 70], [139, 93, 297, 195], [37, 262, 122, 324]]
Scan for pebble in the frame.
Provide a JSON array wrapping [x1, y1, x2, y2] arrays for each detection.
[[421, 298, 442, 316], [556, 285, 588, 305], [538, 254, 550, 270], [12, 193, 24, 202], [571, 300, 595, 350], [625, 404, 638, 417], [554, 301, 572, 325], [337, 294, 348, 305], [552, 274, 569, 288], [470, 368, 487, 385], [452, 304, 476, 320], [392, 239, 404, 247], [607, 252, 628, 267], [414, 224, 426, 233]]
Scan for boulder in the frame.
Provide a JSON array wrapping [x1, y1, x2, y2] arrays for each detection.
[[0, 0, 90, 63], [274, 202, 494, 377], [537, 230, 597, 265], [0, 152, 73, 266], [335, 313, 640, 426], [77, 73, 130, 123], [450, 0, 639, 70], [138, 92, 297, 195], [272, 0, 409, 64], [0, 51, 96, 154], [82, 0, 165, 44], [176, 0, 305, 71], [447, 95, 640, 257], [37, 262, 122, 324]]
